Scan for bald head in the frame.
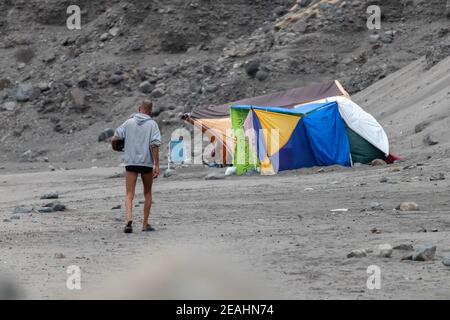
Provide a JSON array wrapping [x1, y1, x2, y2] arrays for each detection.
[[139, 99, 153, 115]]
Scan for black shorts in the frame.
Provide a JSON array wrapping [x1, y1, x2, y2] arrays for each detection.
[[125, 166, 153, 174]]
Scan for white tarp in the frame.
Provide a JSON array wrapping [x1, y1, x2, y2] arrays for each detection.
[[295, 96, 390, 156]]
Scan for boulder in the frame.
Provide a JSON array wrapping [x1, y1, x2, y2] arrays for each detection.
[[412, 245, 436, 261]]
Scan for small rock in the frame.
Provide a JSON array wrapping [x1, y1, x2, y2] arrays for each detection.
[[150, 88, 165, 99], [369, 34, 380, 44], [13, 206, 32, 214], [397, 202, 419, 211], [54, 253, 66, 259], [38, 207, 54, 213], [112, 205, 121, 210], [371, 159, 387, 166], [347, 249, 367, 258], [369, 202, 384, 211], [98, 128, 115, 142], [10, 215, 20, 220], [3, 219, 11, 223], [139, 81, 154, 94], [108, 27, 120, 37], [255, 70, 269, 81], [1, 101, 17, 112], [423, 134, 438, 146], [100, 33, 109, 42], [163, 169, 174, 178], [379, 177, 388, 183], [430, 173, 445, 181], [40, 192, 59, 200], [109, 74, 124, 85], [412, 245, 436, 261], [442, 256, 450, 267], [244, 60, 260, 77], [49, 203, 66, 212], [15, 83, 36, 102], [376, 244, 393, 258]]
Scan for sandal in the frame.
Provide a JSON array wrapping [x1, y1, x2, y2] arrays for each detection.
[[142, 224, 155, 232], [124, 221, 133, 234]]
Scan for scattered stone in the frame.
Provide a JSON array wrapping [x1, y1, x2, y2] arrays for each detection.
[[414, 121, 430, 133], [13, 206, 32, 214], [98, 128, 115, 142], [244, 60, 260, 77], [379, 177, 388, 183], [100, 33, 109, 42], [394, 244, 414, 251], [139, 81, 154, 94], [304, 187, 314, 191], [38, 207, 54, 213], [299, 0, 312, 8], [430, 173, 445, 181], [1, 101, 17, 112], [255, 70, 269, 81], [15, 83, 36, 102], [412, 245, 436, 261], [371, 159, 387, 166], [54, 253, 66, 259], [376, 244, 393, 258], [370, 228, 381, 234], [112, 205, 121, 210], [108, 27, 120, 37], [40, 192, 59, 200], [423, 134, 438, 146], [43, 202, 66, 212], [163, 169, 174, 178], [21, 150, 33, 161], [442, 256, 450, 267], [10, 215, 20, 220], [397, 202, 419, 211], [150, 88, 165, 99], [347, 249, 367, 258], [369, 34, 380, 44], [369, 202, 384, 211], [109, 74, 124, 85], [3, 219, 11, 223]]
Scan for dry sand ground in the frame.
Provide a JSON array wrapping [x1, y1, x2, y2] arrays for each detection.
[[0, 158, 449, 300], [1, 56, 450, 300]]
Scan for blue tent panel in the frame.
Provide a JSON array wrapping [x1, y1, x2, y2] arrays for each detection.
[[270, 120, 318, 172], [301, 104, 351, 167]]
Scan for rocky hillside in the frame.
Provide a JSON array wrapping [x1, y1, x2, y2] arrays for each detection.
[[0, 0, 449, 164]]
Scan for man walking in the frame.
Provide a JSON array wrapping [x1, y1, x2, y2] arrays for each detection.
[[112, 100, 161, 233]]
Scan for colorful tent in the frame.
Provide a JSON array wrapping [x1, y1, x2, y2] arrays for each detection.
[[231, 97, 390, 175], [182, 81, 350, 164]]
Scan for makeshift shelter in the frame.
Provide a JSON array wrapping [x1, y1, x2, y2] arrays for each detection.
[[230, 96, 390, 175], [182, 81, 350, 164]]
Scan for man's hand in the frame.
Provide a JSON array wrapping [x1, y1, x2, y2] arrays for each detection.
[[151, 145, 160, 179], [153, 166, 160, 179]]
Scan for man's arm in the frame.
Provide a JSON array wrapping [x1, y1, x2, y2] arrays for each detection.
[[112, 121, 126, 152], [111, 136, 124, 152], [151, 145, 160, 179]]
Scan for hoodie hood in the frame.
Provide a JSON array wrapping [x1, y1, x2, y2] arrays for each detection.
[[133, 113, 152, 126]]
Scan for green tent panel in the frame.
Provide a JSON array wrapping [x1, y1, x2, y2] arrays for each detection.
[[346, 126, 385, 164]]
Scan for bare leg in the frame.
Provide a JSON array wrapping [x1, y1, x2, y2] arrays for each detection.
[[141, 171, 154, 229], [125, 171, 138, 223]]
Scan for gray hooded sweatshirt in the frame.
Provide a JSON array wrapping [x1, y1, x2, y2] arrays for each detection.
[[114, 113, 161, 168]]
